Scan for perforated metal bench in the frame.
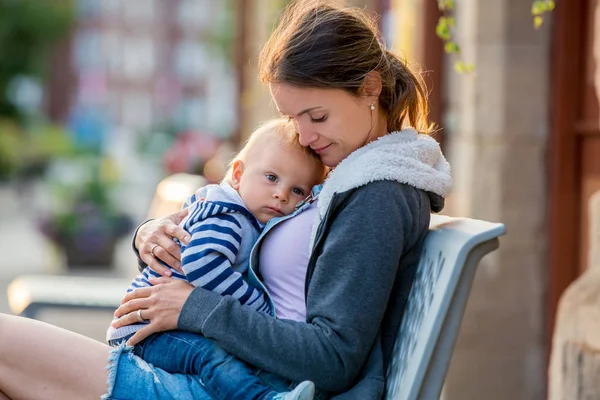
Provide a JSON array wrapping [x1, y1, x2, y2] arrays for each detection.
[[385, 215, 505, 400], [7, 214, 505, 400]]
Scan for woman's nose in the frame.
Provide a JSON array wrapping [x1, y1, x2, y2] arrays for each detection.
[[296, 123, 318, 147]]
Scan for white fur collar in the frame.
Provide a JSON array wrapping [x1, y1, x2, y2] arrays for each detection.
[[316, 128, 452, 220]]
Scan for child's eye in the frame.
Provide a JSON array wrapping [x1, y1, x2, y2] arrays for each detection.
[[292, 188, 305, 196], [266, 174, 277, 182], [311, 115, 328, 123]]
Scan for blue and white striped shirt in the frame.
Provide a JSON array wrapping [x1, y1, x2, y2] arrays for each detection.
[[107, 183, 268, 342]]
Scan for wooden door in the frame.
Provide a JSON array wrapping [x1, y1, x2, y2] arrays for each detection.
[[548, 0, 600, 358], [577, 3, 600, 275]]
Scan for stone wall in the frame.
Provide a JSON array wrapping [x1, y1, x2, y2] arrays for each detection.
[[441, 0, 551, 398]]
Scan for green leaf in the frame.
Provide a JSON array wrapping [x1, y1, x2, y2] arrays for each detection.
[[534, 16, 543, 29], [436, 18, 451, 40], [444, 41, 460, 54], [547, 0, 556, 10], [531, 1, 545, 15], [454, 61, 465, 73]]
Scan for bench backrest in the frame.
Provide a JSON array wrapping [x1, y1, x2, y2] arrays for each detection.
[[385, 215, 506, 400]]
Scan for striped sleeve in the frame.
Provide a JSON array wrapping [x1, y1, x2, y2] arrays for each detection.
[[181, 191, 200, 210], [181, 213, 270, 313]]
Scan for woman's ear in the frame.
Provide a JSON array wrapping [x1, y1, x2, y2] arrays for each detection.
[[231, 160, 244, 190], [360, 71, 383, 103]]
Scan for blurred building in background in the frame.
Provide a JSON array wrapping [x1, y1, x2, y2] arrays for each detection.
[[50, 0, 238, 139]]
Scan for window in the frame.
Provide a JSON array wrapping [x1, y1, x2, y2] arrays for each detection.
[[173, 40, 208, 83], [122, 38, 155, 81]]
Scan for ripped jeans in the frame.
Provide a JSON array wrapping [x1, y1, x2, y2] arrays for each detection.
[[104, 331, 309, 400]]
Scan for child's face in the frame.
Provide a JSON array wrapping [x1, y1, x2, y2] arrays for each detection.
[[231, 142, 324, 224]]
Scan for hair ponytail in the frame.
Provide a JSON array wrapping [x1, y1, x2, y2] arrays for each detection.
[[382, 50, 432, 134]]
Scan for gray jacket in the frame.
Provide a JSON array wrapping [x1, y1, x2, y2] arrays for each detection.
[[178, 130, 451, 398]]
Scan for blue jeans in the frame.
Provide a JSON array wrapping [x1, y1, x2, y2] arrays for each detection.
[[125, 331, 287, 400]]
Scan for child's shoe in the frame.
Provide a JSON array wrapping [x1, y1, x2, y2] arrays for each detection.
[[273, 380, 315, 400]]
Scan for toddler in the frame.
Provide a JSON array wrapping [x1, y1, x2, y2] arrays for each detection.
[[107, 118, 327, 400]]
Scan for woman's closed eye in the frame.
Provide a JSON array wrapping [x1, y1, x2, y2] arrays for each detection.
[[310, 114, 328, 123]]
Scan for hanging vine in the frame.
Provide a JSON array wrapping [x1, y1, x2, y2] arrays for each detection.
[[435, 0, 473, 73], [531, 0, 555, 28], [436, 0, 555, 73]]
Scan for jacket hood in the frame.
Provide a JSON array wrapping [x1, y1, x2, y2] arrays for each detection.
[[317, 129, 452, 218], [181, 182, 261, 230], [184, 182, 245, 209]]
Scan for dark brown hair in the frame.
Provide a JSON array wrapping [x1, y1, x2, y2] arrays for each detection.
[[258, 0, 432, 134]]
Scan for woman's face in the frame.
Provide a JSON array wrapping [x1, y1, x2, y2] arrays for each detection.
[[269, 83, 385, 167]]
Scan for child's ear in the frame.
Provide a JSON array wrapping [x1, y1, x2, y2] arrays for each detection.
[[231, 160, 244, 190]]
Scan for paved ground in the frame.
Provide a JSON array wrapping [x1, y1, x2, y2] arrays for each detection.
[[0, 184, 138, 342]]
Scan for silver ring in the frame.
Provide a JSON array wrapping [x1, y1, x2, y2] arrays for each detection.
[[136, 309, 146, 323], [150, 244, 158, 258]]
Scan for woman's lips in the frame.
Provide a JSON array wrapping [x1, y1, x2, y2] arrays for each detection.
[[312, 144, 331, 154]]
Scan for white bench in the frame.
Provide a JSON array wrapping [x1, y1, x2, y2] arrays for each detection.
[[7, 274, 129, 318], [7, 214, 505, 399]]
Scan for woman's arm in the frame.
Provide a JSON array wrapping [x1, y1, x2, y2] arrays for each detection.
[[180, 182, 426, 391], [115, 182, 426, 391]]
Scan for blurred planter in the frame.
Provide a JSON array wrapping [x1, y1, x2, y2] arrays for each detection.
[[61, 236, 118, 268], [38, 169, 133, 269], [41, 209, 132, 269], [40, 203, 133, 269]]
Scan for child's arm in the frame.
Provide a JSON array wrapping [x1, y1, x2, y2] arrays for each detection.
[[181, 213, 271, 314], [180, 189, 204, 210]]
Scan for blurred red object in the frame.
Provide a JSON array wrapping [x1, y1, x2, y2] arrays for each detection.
[[163, 131, 221, 175]]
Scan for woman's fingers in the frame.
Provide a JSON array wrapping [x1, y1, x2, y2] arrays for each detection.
[[136, 210, 191, 274], [139, 237, 178, 276], [115, 288, 153, 314], [137, 223, 172, 276], [148, 276, 173, 286], [111, 308, 145, 328], [113, 299, 148, 321], [153, 236, 184, 273], [126, 322, 163, 346], [122, 286, 154, 303], [166, 209, 192, 245], [134, 220, 154, 251], [113, 280, 193, 334], [145, 257, 173, 277]]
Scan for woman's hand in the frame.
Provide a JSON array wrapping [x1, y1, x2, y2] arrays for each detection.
[[112, 277, 194, 346], [135, 209, 191, 276]]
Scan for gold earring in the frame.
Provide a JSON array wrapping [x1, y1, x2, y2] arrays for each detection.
[[370, 104, 375, 111]]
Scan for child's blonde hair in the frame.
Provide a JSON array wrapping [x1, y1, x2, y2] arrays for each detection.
[[223, 118, 326, 184]]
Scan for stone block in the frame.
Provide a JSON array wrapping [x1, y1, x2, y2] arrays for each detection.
[[444, 244, 546, 400]]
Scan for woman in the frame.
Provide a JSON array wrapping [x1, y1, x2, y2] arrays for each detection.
[[0, 2, 452, 399]]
